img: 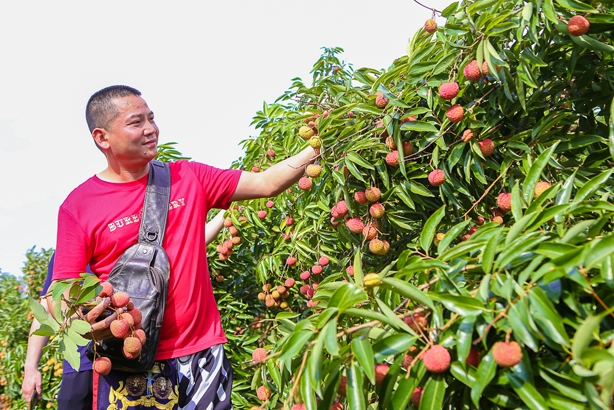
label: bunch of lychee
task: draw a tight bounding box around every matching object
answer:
[216,217,242,261]
[92,282,145,376]
[258,282,292,309]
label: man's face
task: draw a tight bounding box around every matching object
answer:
[104,95,159,165]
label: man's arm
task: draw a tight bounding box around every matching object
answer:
[230,146,319,202]
[205,210,226,246]
[22,298,50,402]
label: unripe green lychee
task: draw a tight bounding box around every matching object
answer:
[422,345,451,373]
[497,193,512,213]
[439,82,459,100]
[568,15,590,36]
[363,273,382,288]
[428,169,446,186]
[463,60,482,82]
[492,341,523,368]
[305,164,322,178]
[93,357,112,376]
[424,18,437,33]
[298,125,315,140]
[446,104,464,123]
[309,136,322,149]
[478,139,495,157]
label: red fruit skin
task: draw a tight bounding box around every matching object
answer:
[411,387,424,407]
[401,115,417,123]
[335,201,349,217]
[424,18,437,33]
[363,224,378,240]
[369,203,385,219]
[299,271,311,281]
[439,82,460,100]
[345,217,365,234]
[466,347,480,367]
[311,265,323,275]
[266,200,274,208]
[284,278,295,287]
[386,150,399,166]
[98,282,114,298]
[479,139,495,157]
[257,385,270,401]
[257,210,267,219]
[463,60,482,82]
[93,357,112,376]
[318,256,329,266]
[568,15,590,36]
[534,181,552,198]
[422,345,451,373]
[338,376,347,397]
[110,319,130,339]
[446,104,464,123]
[298,177,313,191]
[346,266,354,276]
[124,337,142,355]
[497,193,512,213]
[252,347,267,363]
[286,256,297,266]
[354,191,368,204]
[134,328,146,345]
[110,291,130,308]
[374,363,390,386]
[365,187,381,202]
[375,92,388,108]
[492,341,523,368]
[461,129,474,142]
[428,169,446,186]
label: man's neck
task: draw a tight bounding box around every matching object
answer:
[97,162,150,183]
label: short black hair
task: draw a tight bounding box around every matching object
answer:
[85,85,141,132]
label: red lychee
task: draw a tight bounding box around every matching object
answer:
[492,341,523,368]
[446,104,464,123]
[463,60,482,82]
[402,141,414,156]
[299,271,311,281]
[252,347,267,363]
[286,256,297,266]
[422,345,451,373]
[345,217,365,234]
[257,385,270,401]
[534,181,552,198]
[124,337,142,355]
[568,15,590,36]
[265,200,274,208]
[346,266,354,276]
[338,375,347,397]
[110,319,130,339]
[365,186,381,202]
[439,82,459,100]
[461,129,474,142]
[134,329,146,346]
[223,217,233,228]
[402,354,413,369]
[424,18,437,33]
[354,191,368,204]
[363,224,378,240]
[267,149,275,157]
[404,312,428,333]
[411,386,424,407]
[318,256,329,266]
[98,282,114,298]
[375,92,388,109]
[335,201,349,217]
[428,169,446,187]
[93,357,112,376]
[497,193,512,213]
[374,363,390,386]
[291,404,306,410]
[478,139,495,157]
[466,347,480,367]
[110,291,130,308]
[257,210,267,219]
[298,177,312,191]
[369,203,385,219]
[285,278,295,287]
[481,61,491,76]
[385,150,399,167]
[401,115,417,123]
[311,265,323,275]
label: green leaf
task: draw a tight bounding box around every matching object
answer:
[347,360,366,410]
[328,282,368,313]
[530,287,570,347]
[69,319,92,335]
[372,334,417,362]
[420,205,445,254]
[351,337,375,385]
[610,97,614,163]
[572,312,607,363]
[419,373,446,410]
[322,317,340,357]
[60,336,81,372]
[523,143,559,203]
[346,152,374,170]
[508,299,540,351]
[471,351,497,406]
[353,248,364,287]
[585,233,614,270]
[555,0,597,11]
[380,277,434,309]
[400,121,439,133]
[279,330,314,361]
[429,293,484,316]
[508,372,549,410]
[267,357,282,393]
[438,220,472,254]
[573,170,613,203]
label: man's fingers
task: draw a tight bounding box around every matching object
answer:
[85,297,110,323]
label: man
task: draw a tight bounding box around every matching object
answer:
[22,210,228,408]
[51,85,318,409]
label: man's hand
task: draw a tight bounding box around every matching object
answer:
[82,297,119,340]
[21,367,42,403]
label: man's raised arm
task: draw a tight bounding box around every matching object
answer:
[230,146,319,202]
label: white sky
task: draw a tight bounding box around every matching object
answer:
[0,0,450,277]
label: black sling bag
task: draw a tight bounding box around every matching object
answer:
[86,160,171,372]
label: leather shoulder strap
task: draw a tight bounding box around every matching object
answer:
[139,160,171,245]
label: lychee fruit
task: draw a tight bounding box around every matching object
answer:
[492,215,504,224]
[93,357,112,376]
[481,61,491,76]
[345,217,365,234]
[110,319,130,339]
[346,266,354,276]
[424,18,437,33]
[257,385,270,401]
[428,169,446,187]
[291,404,306,410]
[365,186,381,202]
[252,347,267,363]
[330,402,342,410]
[402,354,413,369]
[411,387,424,407]
[223,217,233,227]
[439,82,459,100]
[568,15,590,36]
[285,278,295,287]
[363,224,378,240]
[404,313,428,333]
[335,201,349,217]
[299,271,311,281]
[257,210,267,219]
[374,363,390,386]
[311,265,323,275]
[401,115,417,123]
[478,139,495,157]
[134,329,146,346]
[461,129,474,142]
[497,193,512,213]
[534,181,552,198]
[285,216,294,226]
[286,256,297,266]
[98,282,114,298]
[375,92,388,109]
[319,256,329,266]
[265,200,274,208]
[369,203,386,219]
[369,238,389,255]
[385,151,399,167]
[422,345,451,373]
[306,164,322,178]
[363,272,382,288]
[338,375,347,397]
[446,104,464,123]
[298,177,312,191]
[354,190,368,204]
[298,125,315,140]
[267,149,275,157]
[466,347,480,367]
[110,291,130,308]
[402,141,413,156]
[124,337,142,355]
[309,136,322,149]
[385,136,397,150]
[492,341,523,368]
[463,60,482,82]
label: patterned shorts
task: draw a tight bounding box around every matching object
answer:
[94,344,233,410]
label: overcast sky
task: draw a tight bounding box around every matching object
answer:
[0,0,450,277]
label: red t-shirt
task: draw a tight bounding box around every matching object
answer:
[53,160,242,360]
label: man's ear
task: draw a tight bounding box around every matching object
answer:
[92,128,110,151]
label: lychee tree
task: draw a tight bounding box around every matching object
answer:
[210,0,614,408]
